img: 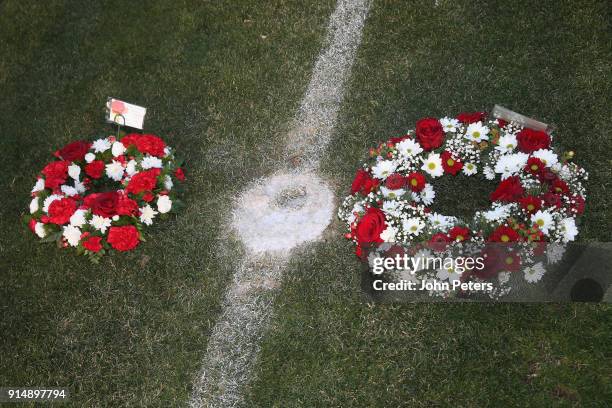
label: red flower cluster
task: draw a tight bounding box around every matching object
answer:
[351,169,379,196]
[41,161,70,189]
[126,168,161,194]
[121,134,166,157]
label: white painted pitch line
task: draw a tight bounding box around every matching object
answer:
[189,1,371,407]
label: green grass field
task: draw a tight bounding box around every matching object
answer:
[1,0,611,406]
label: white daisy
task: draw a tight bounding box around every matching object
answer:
[111,141,126,157]
[420,184,436,205]
[34,222,46,238]
[483,204,512,222]
[421,153,443,178]
[139,204,158,225]
[157,195,172,214]
[495,134,517,153]
[92,138,111,153]
[524,262,546,283]
[69,209,87,227]
[436,263,462,283]
[62,225,81,247]
[440,117,459,133]
[483,166,495,180]
[546,244,565,264]
[532,149,558,167]
[68,164,81,180]
[494,152,529,179]
[403,217,425,236]
[163,175,173,191]
[559,217,578,243]
[380,226,398,243]
[126,159,137,176]
[85,153,96,163]
[29,197,39,214]
[462,162,477,176]
[396,138,423,157]
[42,194,63,213]
[90,215,112,233]
[371,160,397,179]
[464,122,489,142]
[531,210,553,234]
[380,186,405,199]
[428,212,452,231]
[382,200,399,216]
[141,156,163,169]
[60,185,78,196]
[105,160,125,181]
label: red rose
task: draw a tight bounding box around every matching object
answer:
[42,160,70,189]
[415,118,444,151]
[516,128,550,153]
[107,225,140,251]
[441,151,463,175]
[524,157,544,175]
[83,236,103,253]
[519,196,541,213]
[48,198,76,225]
[116,193,139,216]
[406,172,426,192]
[174,167,185,181]
[488,225,521,242]
[126,169,161,195]
[550,178,569,195]
[456,111,487,124]
[350,169,379,196]
[84,192,118,217]
[490,176,524,202]
[121,134,166,157]
[448,226,470,242]
[355,207,386,245]
[85,160,105,179]
[56,140,91,161]
[385,173,405,190]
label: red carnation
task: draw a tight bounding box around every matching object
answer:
[488,225,521,243]
[355,207,386,245]
[82,236,103,253]
[456,111,487,124]
[448,226,470,242]
[107,225,140,251]
[56,140,91,161]
[519,196,541,214]
[42,160,70,190]
[174,167,185,181]
[516,128,550,153]
[48,198,76,225]
[121,133,166,157]
[490,176,524,202]
[143,192,155,202]
[84,192,119,217]
[524,157,544,175]
[116,193,139,216]
[351,169,379,196]
[415,118,445,151]
[441,151,463,175]
[85,160,105,179]
[406,172,426,192]
[385,173,405,190]
[126,168,161,195]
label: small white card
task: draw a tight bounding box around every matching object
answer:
[492,104,549,132]
[106,98,147,129]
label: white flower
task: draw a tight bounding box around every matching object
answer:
[531,210,553,234]
[164,175,173,191]
[380,186,405,199]
[34,222,46,238]
[74,180,86,194]
[428,212,452,231]
[372,160,397,179]
[139,204,158,225]
[420,184,435,205]
[69,209,87,227]
[421,153,443,178]
[112,215,120,221]
[462,162,477,176]
[68,164,81,180]
[559,217,578,243]
[380,226,398,243]
[90,215,112,233]
[403,217,425,236]
[42,194,62,213]
[92,138,111,153]
[524,262,545,283]
[85,153,96,163]
[436,263,462,283]
[164,147,171,157]
[498,271,511,285]
[60,185,78,196]
[495,134,517,153]
[547,244,565,264]
[141,156,163,169]
[494,152,529,179]
[157,195,172,214]
[126,160,137,176]
[483,204,512,222]
[483,166,495,180]
[396,139,423,157]
[105,160,125,181]
[32,178,45,193]
[29,197,39,214]
[62,225,81,247]
[532,149,558,167]
[111,141,126,157]
[440,117,459,133]
[464,122,489,142]
[382,200,399,216]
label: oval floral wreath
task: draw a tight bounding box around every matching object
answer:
[26,133,185,261]
[338,112,588,295]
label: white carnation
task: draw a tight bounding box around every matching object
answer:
[164,175,173,191]
[31,178,45,193]
[105,160,125,181]
[29,197,39,214]
[141,156,163,169]
[69,209,87,227]
[62,225,81,247]
[90,215,112,233]
[34,222,46,238]
[111,141,126,157]
[126,160,137,176]
[139,204,158,225]
[61,185,78,196]
[85,153,96,163]
[92,138,111,153]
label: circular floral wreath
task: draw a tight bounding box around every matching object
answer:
[26,133,185,261]
[338,112,588,294]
